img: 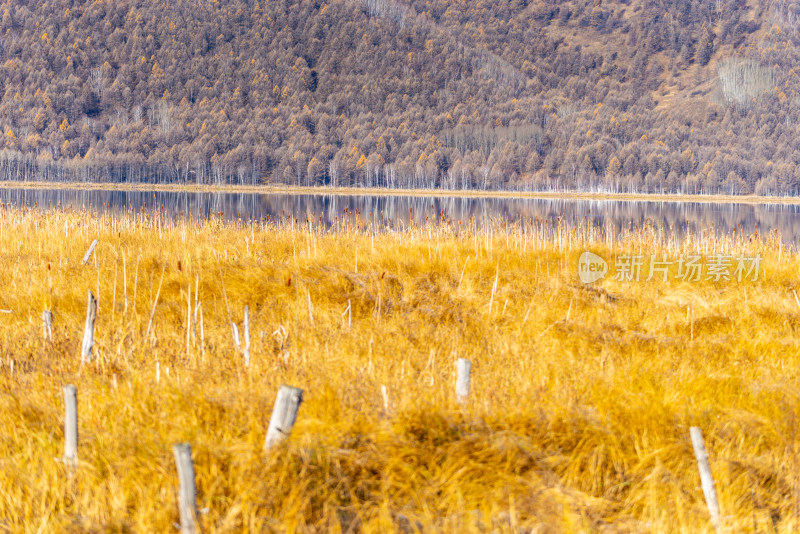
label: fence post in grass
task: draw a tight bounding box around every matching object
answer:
[81,291,97,364]
[690,427,722,533]
[456,358,471,404]
[243,305,250,367]
[265,385,303,449]
[81,239,99,265]
[63,385,77,468]
[381,385,390,414]
[42,310,53,342]
[173,443,199,534]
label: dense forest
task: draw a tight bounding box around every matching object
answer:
[0,0,799,194]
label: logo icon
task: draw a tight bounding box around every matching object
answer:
[578,251,608,284]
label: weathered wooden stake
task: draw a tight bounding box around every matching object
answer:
[173,443,200,533]
[81,239,99,265]
[265,385,303,449]
[690,427,722,533]
[42,310,53,342]
[81,291,97,364]
[63,385,77,468]
[456,358,471,404]
[243,306,250,367]
[381,385,390,413]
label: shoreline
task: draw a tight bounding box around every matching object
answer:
[0,180,797,205]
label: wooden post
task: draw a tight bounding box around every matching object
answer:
[63,385,77,468]
[173,443,199,534]
[381,385,390,413]
[243,306,250,367]
[690,427,722,533]
[265,385,303,449]
[81,291,97,364]
[81,239,99,265]
[42,310,53,342]
[456,358,471,404]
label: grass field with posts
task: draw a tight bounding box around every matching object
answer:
[0,205,798,533]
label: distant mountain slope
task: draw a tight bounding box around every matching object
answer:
[0,0,798,193]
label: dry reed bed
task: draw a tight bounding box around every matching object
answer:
[0,206,796,532]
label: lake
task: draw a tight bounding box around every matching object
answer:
[2,187,800,248]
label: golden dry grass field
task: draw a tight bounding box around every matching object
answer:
[0,205,797,533]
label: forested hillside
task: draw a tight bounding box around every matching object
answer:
[0,0,799,193]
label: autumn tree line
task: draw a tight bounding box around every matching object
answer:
[0,0,798,194]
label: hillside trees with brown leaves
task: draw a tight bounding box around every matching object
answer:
[0,0,797,194]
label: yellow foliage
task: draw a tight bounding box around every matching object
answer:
[151,62,165,78]
[26,133,41,147]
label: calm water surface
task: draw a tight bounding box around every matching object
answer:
[3,187,800,248]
